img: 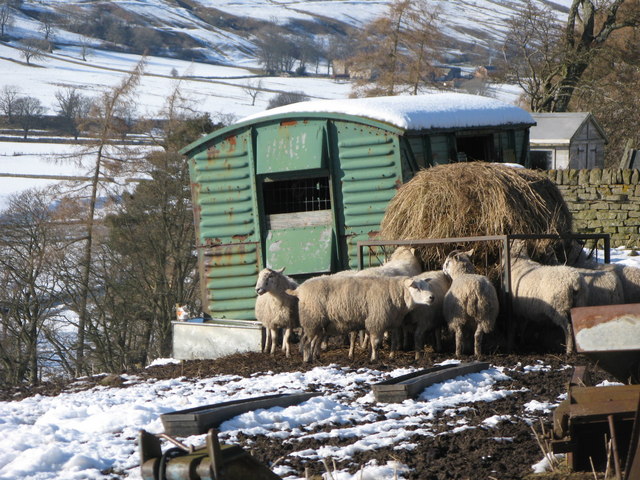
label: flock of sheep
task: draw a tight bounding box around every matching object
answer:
[254,240,640,361]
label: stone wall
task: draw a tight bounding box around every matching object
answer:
[544,169,640,247]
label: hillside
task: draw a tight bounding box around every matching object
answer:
[3,0,573,70]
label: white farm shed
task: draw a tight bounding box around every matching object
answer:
[529,112,607,169]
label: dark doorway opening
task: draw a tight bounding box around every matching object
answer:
[456,135,493,162]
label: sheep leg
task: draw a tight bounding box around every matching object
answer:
[302,334,316,363]
[348,331,358,359]
[263,328,272,354]
[564,320,574,354]
[434,328,442,353]
[282,328,291,357]
[454,328,464,357]
[368,333,381,362]
[414,324,427,361]
[269,328,278,354]
[473,325,483,357]
[388,329,401,359]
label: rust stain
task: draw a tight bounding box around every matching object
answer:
[368,230,379,238]
[233,234,249,242]
[281,120,298,127]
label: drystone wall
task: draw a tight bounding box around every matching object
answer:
[544,169,640,247]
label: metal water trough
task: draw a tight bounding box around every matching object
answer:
[161,392,320,436]
[550,304,640,478]
[372,361,490,403]
[139,429,281,480]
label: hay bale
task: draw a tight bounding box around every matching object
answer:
[379,163,572,271]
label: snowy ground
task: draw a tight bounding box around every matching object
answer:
[0,359,543,480]
[0,246,638,480]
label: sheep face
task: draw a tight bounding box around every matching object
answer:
[255,267,285,295]
[405,278,436,305]
[443,249,475,278]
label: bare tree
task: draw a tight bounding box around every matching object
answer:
[38,12,56,49]
[0,84,20,123]
[14,96,45,138]
[19,37,48,65]
[0,2,13,39]
[349,0,442,97]
[255,26,298,75]
[502,0,640,112]
[78,36,91,61]
[61,60,146,375]
[241,79,263,106]
[0,188,66,386]
[501,1,568,112]
[55,87,91,138]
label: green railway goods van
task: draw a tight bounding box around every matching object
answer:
[180,92,535,328]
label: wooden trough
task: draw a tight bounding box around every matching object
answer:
[372,361,490,403]
[161,392,320,436]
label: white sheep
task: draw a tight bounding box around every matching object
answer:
[442,249,499,357]
[565,241,640,304]
[336,246,422,277]
[254,267,299,357]
[403,270,451,359]
[508,240,587,353]
[335,245,422,354]
[289,275,435,362]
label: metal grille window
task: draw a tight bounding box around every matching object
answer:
[263,177,331,215]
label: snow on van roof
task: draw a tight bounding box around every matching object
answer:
[240,93,535,131]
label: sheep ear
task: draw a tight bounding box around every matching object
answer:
[404,278,413,288]
[409,247,416,255]
[465,248,475,257]
[276,267,285,273]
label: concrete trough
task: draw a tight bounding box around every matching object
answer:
[172,319,264,360]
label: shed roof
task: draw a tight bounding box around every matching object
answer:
[529,112,607,145]
[240,93,535,132]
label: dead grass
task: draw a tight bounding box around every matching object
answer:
[379,163,572,272]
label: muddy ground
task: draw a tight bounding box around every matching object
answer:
[2,342,619,480]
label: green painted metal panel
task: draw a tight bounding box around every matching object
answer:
[333,121,402,269]
[201,243,261,320]
[256,120,326,174]
[191,130,258,247]
[266,225,333,274]
[188,128,261,320]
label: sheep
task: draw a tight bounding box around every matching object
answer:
[565,240,640,304]
[289,275,435,362]
[403,270,451,360]
[543,241,624,307]
[335,246,422,277]
[442,249,499,357]
[254,267,299,357]
[508,240,587,354]
[335,245,422,353]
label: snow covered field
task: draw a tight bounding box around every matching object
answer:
[0,359,542,480]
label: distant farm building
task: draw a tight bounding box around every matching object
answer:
[529,112,607,169]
